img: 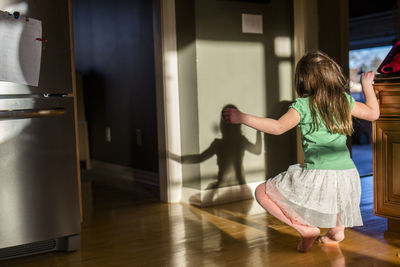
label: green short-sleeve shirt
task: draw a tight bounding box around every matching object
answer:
[289,93,356,170]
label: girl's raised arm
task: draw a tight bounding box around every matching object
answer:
[351,71,380,121]
[222,108,300,135]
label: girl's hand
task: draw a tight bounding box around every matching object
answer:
[222,108,243,124]
[352,70,380,121]
[361,71,375,87]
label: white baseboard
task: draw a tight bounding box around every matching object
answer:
[181,181,262,207]
[89,160,159,187]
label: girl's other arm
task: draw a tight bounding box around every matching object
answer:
[222,108,300,135]
[351,71,380,121]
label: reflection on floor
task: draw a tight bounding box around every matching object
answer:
[352,143,373,177]
[3,176,400,266]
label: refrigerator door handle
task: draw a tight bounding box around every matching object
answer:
[0,108,66,120]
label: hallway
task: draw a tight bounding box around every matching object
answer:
[3,176,400,266]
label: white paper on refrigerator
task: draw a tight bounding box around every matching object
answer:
[0,11,42,87]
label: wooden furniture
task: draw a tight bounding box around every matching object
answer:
[373,76,400,233]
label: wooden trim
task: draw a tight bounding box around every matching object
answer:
[153,0,183,203]
[68,0,83,222]
[373,118,400,219]
[373,120,378,214]
[374,83,400,90]
[374,84,400,116]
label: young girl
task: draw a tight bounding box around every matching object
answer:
[222,51,379,252]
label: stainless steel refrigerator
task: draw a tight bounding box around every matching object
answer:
[0,0,81,260]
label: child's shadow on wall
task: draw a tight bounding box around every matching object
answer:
[174,105,262,206]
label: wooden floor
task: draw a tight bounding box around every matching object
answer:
[3,176,400,266]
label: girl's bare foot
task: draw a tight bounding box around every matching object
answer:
[319,227,345,244]
[297,227,320,253]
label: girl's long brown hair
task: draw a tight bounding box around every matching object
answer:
[294,51,353,135]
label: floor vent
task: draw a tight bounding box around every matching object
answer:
[0,239,57,260]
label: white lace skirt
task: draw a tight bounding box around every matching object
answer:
[265,164,363,228]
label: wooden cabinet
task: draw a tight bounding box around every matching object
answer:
[373,79,400,232]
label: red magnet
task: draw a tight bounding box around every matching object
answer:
[36,38,47,42]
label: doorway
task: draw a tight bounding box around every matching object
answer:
[71,0,162,218]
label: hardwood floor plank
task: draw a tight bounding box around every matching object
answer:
[2,176,400,266]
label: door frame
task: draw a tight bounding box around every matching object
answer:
[153,0,183,203]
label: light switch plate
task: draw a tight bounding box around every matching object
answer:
[242,14,263,34]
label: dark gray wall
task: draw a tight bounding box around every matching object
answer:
[72,0,158,172]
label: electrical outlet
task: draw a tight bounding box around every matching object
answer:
[136,129,142,146]
[106,127,111,142]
